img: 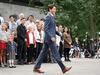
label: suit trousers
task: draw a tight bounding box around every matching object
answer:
[34,42,65,70]
[17,42,27,63]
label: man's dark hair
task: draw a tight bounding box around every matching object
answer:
[29,15,34,18]
[21,18,25,21]
[48,4,56,11]
[58,24,62,27]
[9,15,14,19]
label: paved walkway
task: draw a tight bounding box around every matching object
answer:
[0,58,100,75]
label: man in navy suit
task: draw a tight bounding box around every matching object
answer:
[33,4,72,73]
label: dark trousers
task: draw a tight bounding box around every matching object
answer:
[64,48,70,60]
[27,44,35,62]
[36,42,43,59]
[59,42,63,58]
[34,42,65,70]
[17,42,27,63]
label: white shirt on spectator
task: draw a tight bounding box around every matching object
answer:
[29,33,33,44]
[34,30,44,43]
[26,20,37,32]
[56,35,61,46]
[0,16,4,25]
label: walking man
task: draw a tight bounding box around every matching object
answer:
[33,4,72,73]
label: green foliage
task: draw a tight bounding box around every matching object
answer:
[9,0,100,45]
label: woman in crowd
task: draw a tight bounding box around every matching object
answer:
[0,24,9,67]
[63,27,72,62]
[27,25,36,64]
[34,25,44,59]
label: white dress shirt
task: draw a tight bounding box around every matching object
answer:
[34,30,44,43]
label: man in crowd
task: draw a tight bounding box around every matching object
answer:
[58,25,64,58]
[16,13,26,26]
[26,15,37,32]
[17,18,27,65]
[74,38,80,58]
[35,19,40,27]
[9,15,17,32]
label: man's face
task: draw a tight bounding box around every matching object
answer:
[49,6,56,15]
[58,26,62,31]
[21,19,26,24]
[37,25,41,30]
[20,15,24,19]
[10,17,14,22]
[36,21,40,26]
[29,16,33,21]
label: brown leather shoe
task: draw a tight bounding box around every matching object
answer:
[62,67,72,73]
[33,69,44,73]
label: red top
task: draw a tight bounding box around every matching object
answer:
[27,31,36,47]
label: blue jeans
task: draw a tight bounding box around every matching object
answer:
[34,42,65,70]
[74,47,78,56]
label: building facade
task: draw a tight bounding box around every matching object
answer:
[0,2,45,21]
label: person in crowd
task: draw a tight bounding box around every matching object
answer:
[17,18,27,65]
[58,25,64,58]
[35,19,40,27]
[74,38,79,58]
[97,37,100,49]
[81,43,86,52]
[34,25,44,59]
[7,35,17,68]
[27,25,36,64]
[88,38,95,57]
[0,15,4,26]
[4,21,11,37]
[11,30,18,59]
[63,27,72,61]
[0,24,8,68]
[26,15,37,32]
[9,15,17,32]
[33,4,71,73]
[40,21,44,31]
[92,43,99,57]
[16,13,26,26]
[56,26,61,51]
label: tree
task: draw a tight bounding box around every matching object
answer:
[10,0,99,45]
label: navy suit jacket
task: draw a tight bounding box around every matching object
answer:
[44,13,59,43]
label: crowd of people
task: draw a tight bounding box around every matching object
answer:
[0,12,100,69]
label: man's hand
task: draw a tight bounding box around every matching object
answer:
[59,33,62,37]
[69,42,71,45]
[7,54,9,56]
[24,39,27,42]
[15,53,17,55]
[51,38,56,42]
[56,43,58,46]
[28,46,30,48]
